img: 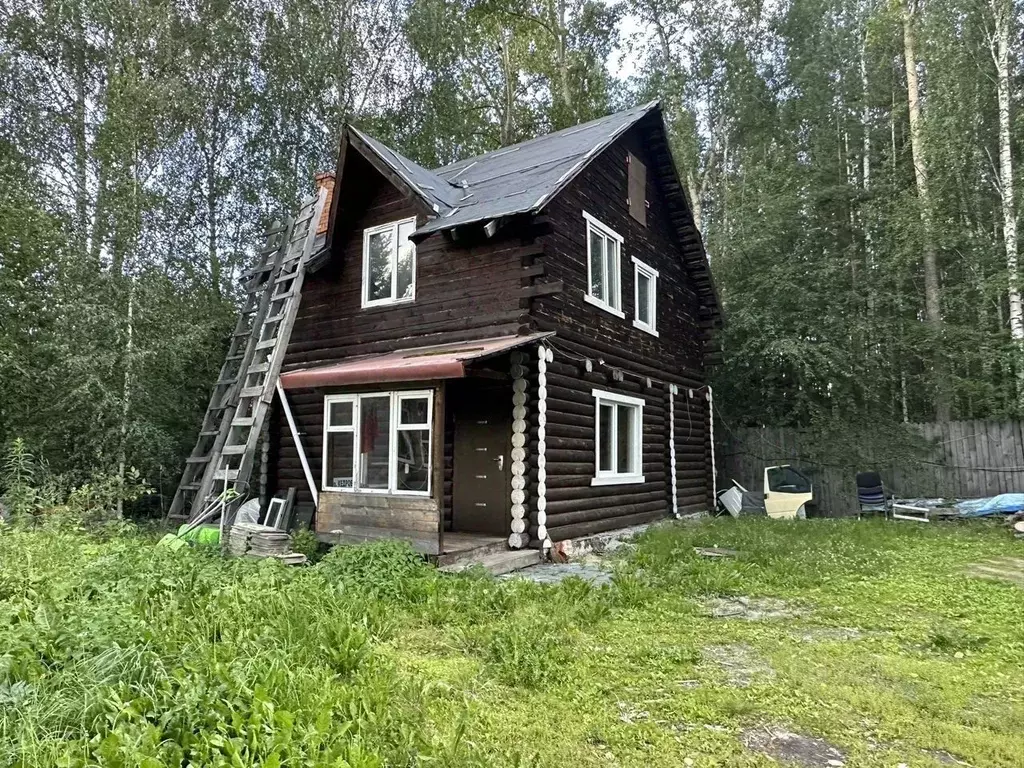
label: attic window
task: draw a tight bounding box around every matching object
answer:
[627,152,647,225]
[362,217,416,308]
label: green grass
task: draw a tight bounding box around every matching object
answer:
[1,519,1022,766]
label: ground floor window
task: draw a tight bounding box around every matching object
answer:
[591,389,645,486]
[323,390,432,495]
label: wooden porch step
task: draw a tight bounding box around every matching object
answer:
[439,548,541,576]
[436,537,510,568]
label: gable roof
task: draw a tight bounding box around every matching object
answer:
[336,101,720,320]
[420,101,660,236]
[348,127,463,214]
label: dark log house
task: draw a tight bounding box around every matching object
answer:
[267,101,721,560]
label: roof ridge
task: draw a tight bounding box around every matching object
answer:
[433,100,660,174]
[345,100,663,242]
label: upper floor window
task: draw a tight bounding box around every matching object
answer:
[362,217,416,308]
[591,389,645,486]
[583,211,624,318]
[632,257,659,337]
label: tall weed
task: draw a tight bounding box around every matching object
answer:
[0,530,500,766]
[318,539,432,601]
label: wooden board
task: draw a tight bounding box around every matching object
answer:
[316,490,440,554]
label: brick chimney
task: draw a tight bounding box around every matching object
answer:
[314,171,335,235]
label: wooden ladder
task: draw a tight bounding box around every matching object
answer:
[168,189,326,522]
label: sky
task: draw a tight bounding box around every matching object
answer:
[610,10,648,81]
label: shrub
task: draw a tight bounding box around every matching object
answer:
[317,539,433,601]
[0,438,150,527]
[290,524,322,563]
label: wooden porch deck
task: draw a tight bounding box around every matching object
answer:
[437,532,541,575]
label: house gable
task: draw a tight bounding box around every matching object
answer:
[286,146,529,371]
[531,121,708,375]
[318,104,719,327]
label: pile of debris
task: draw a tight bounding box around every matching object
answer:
[228,522,307,565]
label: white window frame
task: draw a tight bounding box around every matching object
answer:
[583,211,625,318]
[361,216,417,308]
[322,390,433,496]
[631,256,659,337]
[591,388,645,486]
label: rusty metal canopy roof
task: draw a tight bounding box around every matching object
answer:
[278,332,552,389]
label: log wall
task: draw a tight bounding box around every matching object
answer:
[284,148,531,369]
[673,385,712,516]
[532,128,706,378]
[526,355,673,542]
[523,125,714,540]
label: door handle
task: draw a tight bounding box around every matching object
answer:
[494,454,504,471]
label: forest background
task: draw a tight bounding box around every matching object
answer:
[2,0,1020,507]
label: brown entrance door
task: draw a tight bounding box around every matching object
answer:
[452,384,511,534]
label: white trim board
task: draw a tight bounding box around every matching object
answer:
[582,210,624,242]
[632,256,659,337]
[277,382,319,507]
[590,388,646,407]
[583,211,624,316]
[583,292,626,318]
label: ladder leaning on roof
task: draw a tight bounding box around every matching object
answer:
[168,188,327,523]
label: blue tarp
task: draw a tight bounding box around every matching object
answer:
[956,493,1024,517]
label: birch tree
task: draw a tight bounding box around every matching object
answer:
[901,0,950,421]
[986,0,1024,405]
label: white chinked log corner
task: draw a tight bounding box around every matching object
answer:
[670,383,679,518]
[535,344,552,551]
[509,351,530,549]
[708,385,716,504]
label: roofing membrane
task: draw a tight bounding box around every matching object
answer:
[351,101,659,237]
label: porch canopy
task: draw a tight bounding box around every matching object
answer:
[278,332,552,389]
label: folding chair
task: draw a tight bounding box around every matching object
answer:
[855,471,889,518]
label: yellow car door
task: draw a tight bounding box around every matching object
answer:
[763,465,813,519]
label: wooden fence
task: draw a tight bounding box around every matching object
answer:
[715,420,1024,516]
